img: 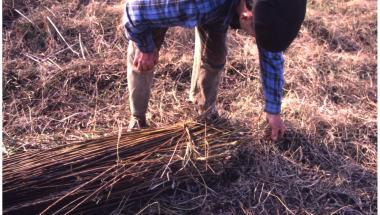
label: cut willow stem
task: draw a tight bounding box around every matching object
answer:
[3,122,246,214]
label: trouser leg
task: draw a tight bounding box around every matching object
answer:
[189,27,228,114]
[127,28,168,117]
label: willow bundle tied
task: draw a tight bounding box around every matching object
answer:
[3,122,244,214]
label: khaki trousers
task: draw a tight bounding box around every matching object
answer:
[127,27,227,117]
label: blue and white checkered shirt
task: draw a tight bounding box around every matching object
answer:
[124,0,239,53]
[258,47,284,114]
[123,0,284,114]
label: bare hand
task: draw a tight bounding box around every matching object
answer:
[133,48,158,72]
[266,113,286,141]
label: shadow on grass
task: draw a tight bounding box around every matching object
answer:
[191,121,377,214]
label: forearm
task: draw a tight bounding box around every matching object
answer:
[258,47,285,114]
[125,28,155,53]
[123,2,155,53]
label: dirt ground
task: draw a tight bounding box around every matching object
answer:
[3,0,377,214]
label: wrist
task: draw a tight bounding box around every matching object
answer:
[141,48,157,56]
[136,43,155,54]
[264,102,281,115]
[266,112,281,119]
[265,111,280,115]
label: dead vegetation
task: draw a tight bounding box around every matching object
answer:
[2,0,377,214]
[4,122,248,214]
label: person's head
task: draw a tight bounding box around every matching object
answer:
[235,0,307,52]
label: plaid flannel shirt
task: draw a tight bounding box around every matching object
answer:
[259,47,284,114]
[123,0,285,114]
[124,0,239,53]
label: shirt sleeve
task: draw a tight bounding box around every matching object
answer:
[123,2,155,53]
[258,47,285,114]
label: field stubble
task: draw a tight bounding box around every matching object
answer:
[2,0,377,214]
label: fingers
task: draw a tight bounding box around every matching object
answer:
[139,60,154,72]
[154,50,159,65]
[134,51,157,72]
[135,59,149,72]
[133,52,139,67]
[271,127,279,141]
[146,59,154,70]
[279,126,286,139]
[138,63,146,72]
[266,113,286,141]
[271,125,286,141]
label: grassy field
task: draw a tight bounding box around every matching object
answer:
[3,0,377,214]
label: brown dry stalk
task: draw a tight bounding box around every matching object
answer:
[3,122,247,214]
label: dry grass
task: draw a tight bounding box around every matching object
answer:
[2,0,377,214]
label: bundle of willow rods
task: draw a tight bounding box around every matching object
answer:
[3,122,244,214]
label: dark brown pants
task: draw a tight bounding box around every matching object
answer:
[127,27,227,117]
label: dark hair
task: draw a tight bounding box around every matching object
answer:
[245,0,254,11]
[253,0,307,52]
